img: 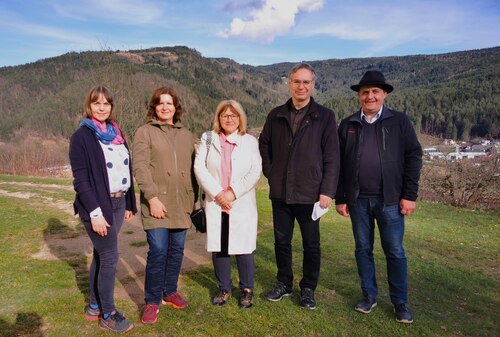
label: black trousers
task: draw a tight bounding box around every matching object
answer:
[271,200,321,290]
[212,212,255,292]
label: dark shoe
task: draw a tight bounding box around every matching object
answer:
[299,288,316,310]
[394,303,414,324]
[239,288,254,309]
[265,282,293,302]
[354,296,377,314]
[162,292,188,309]
[212,289,231,306]
[99,310,134,333]
[84,304,101,321]
[141,304,160,325]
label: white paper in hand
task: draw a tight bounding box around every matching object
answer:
[311,201,329,221]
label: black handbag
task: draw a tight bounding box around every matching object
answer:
[191,131,212,234]
[190,208,206,233]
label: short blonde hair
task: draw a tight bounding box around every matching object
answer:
[212,100,247,135]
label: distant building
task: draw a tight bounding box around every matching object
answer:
[423,147,445,159]
[446,145,488,160]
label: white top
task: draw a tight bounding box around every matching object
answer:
[99,142,131,193]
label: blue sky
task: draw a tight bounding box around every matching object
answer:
[1,0,499,67]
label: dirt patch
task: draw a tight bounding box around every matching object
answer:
[42,215,211,308]
[1,183,211,308]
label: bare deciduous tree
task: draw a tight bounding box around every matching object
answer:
[420,153,499,209]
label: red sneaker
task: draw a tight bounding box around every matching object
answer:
[141,304,160,325]
[162,293,188,309]
[84,305,101,321]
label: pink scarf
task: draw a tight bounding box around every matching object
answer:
[92,118,125,145]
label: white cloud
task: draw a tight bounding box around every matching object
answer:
[54,0,165,25]
[219,0,324,42]
[0,10,94,46]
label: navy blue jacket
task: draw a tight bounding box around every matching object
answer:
[335,107,423,205]
[259,97,340,204]
[69,126,137,225]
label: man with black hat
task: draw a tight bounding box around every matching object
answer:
[335,70,422,323]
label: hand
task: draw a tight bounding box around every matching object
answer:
[223,188,236,202]
[215,191,232,210]
[124,210,133,220]
[335,204,349,217]
[319,194,333,209]
[149,197,167,219]
[91,215,110,237]
[400,199,416,215]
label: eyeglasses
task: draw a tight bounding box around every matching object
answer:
[220,114,239,121]
[290,79,314,86]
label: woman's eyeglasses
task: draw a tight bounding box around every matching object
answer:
[220,114,239,121]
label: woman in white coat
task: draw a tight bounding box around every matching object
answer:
[194,100,262,309]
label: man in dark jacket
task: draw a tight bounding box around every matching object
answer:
[259,63,340,309]
[335,70,422,323]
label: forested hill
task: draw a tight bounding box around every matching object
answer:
[0,46,498,141]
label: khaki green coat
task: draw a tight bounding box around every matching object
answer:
[132,120,197,230]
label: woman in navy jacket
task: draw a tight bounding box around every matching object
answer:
[69,85,137,334]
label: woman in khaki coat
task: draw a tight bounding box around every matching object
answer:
[132,87,197,325]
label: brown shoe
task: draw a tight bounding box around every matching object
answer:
[239,288,254,309]
[212,289,231,306]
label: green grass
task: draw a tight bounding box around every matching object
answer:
[0,176,498,337]
[0,174,73,186]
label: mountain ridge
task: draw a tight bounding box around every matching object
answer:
[0,45,498,141]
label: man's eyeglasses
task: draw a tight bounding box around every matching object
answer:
[220,114,239,121]
[290,79,313,86]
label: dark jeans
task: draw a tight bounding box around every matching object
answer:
[83,195,125,314]
[271,200,320,290]
[212,212,255,291]
[349,197,408,304]
[144,227,187,305]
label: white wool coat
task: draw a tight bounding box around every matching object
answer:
[194,131,262,254]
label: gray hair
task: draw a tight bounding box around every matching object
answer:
[288,63,316,81]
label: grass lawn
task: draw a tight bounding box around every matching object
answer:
[0,175,498,336]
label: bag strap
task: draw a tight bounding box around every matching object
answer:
[205,131,212,168]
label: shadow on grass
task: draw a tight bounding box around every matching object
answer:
[43,217,146,315]
[0,312,43,337]
[44,218,90,302]
[185,241,279,304]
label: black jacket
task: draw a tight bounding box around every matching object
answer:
[69,126,137,225]
[335,107,423,205]
[259,97,340,204]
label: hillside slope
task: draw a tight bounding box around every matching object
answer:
[0,46,498,140]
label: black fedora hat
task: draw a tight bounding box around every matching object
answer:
[350,70,393,93]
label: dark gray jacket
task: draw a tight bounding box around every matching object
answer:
[335,107,423,205]
[259,97,340,204]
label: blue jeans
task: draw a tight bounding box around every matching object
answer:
[83,195,125,314]
[349,197,408,304]
[144,228,187,305]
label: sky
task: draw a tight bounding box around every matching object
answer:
[0,0,499,67]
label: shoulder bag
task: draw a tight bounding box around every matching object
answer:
[190,131,212,233]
